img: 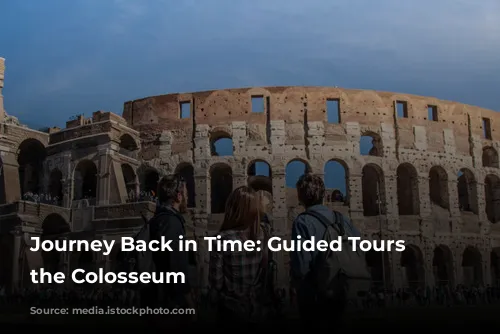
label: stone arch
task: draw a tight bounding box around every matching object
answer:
[400,244,425,289]
[119,133,138,151]
[210,130,233,156]
[324,159,349,204]
[482,146,499,168]
[360,131,383,157]
[462,246,483,285]
[429,166,449,209]
[365,250,391,289]
[248,160,272,194]
[285,159,312,188]
[42,213,70,236]
[140,167,160,195]
[73,160,98,201]
[433,245,454,286]
[121,163,136,196]
[175,163,195,208]
[396,163,420,215]
[362,163,386,216]
[484,174,500,224]
[41,213,70,274]
[48,168,63,204]
[491,248,500,287]
[210,163,232,214]
[0,157,6,204]
[17,138,46,195]
[457,168,478,214]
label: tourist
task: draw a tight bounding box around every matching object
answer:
[146,174,196,326]
[290,173,361,330]
[208,186,270,327]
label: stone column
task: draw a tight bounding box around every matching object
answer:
[423,242,435,287]
[97,147,111,206]
[448,179,461,233]
[418,174,432,218]
[476,180,490,234]
[270,164,288,289]
[348,173,364,230]
[232,160,246,189]
[59,237,71,279]
[193,132,210,291]
[0,151,21,202]
[391,251,403,289]
[384,172,399,231]
[193,212,210,292]
[231,121,246,157]
[62,178,72,208]
[454,247,464,285]
[482,247,491,286]
[10,227,23,292]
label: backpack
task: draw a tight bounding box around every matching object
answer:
[300,209,372,309]
[116,210,175,290]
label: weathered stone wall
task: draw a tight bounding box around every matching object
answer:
[123,87,500,289]
[2,82,500,291]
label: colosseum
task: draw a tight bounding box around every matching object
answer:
[0,57,499,293]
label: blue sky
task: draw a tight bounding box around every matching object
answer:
[1,0,499,190]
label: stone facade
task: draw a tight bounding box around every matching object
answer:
[0,58,499,292]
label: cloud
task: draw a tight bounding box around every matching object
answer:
[4,0,500,120]
[107,0,148,35]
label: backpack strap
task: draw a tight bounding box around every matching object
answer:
[300,209,346,237]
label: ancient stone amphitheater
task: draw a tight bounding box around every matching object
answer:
[0,57,499,292]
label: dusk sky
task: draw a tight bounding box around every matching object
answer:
[1,0,499,189]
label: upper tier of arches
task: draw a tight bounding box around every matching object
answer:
[123,86,499,145]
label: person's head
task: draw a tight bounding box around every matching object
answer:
[157,173,188,213]
[220,186,261,240]
[296,173,325,208]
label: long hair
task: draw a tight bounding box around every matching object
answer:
[220,186,261,240]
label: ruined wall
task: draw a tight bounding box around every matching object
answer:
[123,86,500,288]
[3,84,500,290]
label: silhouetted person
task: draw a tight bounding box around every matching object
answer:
[290,173,360,330]
[145,174,196,327]
[209,186,271,328]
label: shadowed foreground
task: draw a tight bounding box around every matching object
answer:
[2,305,500,331]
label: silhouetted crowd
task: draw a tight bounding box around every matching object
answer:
[22,192,62,206]
[362,284,500,309]
[0,285,138,311]
[1,283,499,313]
[126,190,157,203]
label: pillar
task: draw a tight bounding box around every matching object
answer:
[448,178,461,233]
[232,161,246,189]
[418,174,432,218]
[97,147,111,206]
[10,227,23,292]
[423,242,435,287]
[271,164,288,289]
[348,172,364,230]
